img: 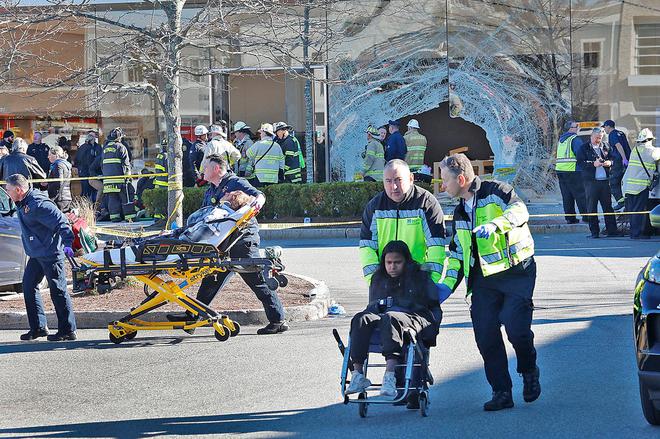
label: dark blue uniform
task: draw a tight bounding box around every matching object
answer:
[196,171,285,323]
[27,142,51,175]
[16,189,76,334]
[385,131,407,162]
[608,129,631,206]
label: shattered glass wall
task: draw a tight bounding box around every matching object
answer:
[329,1,573,195]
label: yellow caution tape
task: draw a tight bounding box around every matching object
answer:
[91,226,161,239]
[0,173,177,185]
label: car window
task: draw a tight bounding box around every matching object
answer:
[0,187,15,215]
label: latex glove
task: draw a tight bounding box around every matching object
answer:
[473,223,497,239]
[255,194,266,211]
[623,158,629,167]
[437,283,453,304]
[64,246,74,258]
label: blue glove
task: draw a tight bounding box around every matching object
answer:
[437,283,453,304]
[472,223,497,239]
[64,246,74,258]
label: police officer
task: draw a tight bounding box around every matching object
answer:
[99,127,133,222]
[75,132,102,202]
[1,130,14,149]
[182,135,196,188]
[5,174,77,341]
[190,125,209,185]
[438,153,540,411]
[27,132,51,175]
[273,121,304,183]
[166,155,288,335]
[602,120,631,210]
[151,138,169,191]
[556,121,588,224]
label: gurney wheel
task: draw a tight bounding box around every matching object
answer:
[265,277,279,291]
[229,321,240,337]
[358,392,368,418]
[125,331,137,341]
[109,333,124,344]
[214,325,230,342]
[419,391,429,417]
[276,274,288,288]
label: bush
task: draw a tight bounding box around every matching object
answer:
[142,181,433,220]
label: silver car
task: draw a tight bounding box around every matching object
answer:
[0,187,27,294]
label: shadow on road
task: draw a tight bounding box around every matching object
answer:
[0,314,656,438]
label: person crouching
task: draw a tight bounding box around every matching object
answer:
[347,240,441,400]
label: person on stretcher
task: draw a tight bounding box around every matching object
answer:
[80,191,254,265]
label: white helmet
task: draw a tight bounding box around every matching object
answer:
[209,124,226,137]
[636,128,655,143]
[233,121,250,133]
[407,119,420,129]
[194,125,209,136]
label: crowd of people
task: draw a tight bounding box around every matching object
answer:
[555,120,659,239]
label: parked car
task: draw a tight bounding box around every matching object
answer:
[634,204,660,425]
[0,187,27,294]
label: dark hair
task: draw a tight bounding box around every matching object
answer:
[206,154,228,170]
[6,173,29,190]
[379,240,413,272]
[440,153,475,180]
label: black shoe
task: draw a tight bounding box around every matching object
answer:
[522,367,541,402]
[588,233,600,239]
[483,391,514,411]
[20,327,49,341]
[406,390,420,410]
[47,331,77,341]
[603,230,623,237]
[256,321,289,335]
[566,219,579,225]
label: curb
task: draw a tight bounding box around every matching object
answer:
[0,273,331,330]
[260,223,588,240]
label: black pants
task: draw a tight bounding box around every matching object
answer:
[557,172,587,222]
[584,179,617,235]
[349,310,432,363]
[625,189,650,238]
[609,163,625,205]
[196,236,285,323]
[105,184,129,221]
[470,258,537,392]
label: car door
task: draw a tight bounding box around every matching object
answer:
[0,187,26,287]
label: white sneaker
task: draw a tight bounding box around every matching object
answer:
[346,371,372,394]
[380,371,397,399]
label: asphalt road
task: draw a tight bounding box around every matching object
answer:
[0,232,658,438]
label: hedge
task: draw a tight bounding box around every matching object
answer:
[142,181,433,220]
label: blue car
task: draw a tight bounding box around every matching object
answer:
[635,205,660,425]
[0,188,27,294]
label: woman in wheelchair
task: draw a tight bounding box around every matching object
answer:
[347,240,441,399]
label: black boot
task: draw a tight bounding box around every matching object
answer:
[20,327,49,341]
[522,367,541,402]
[256,321,289,335]
[483,391,514,411]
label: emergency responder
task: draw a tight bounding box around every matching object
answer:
[190,125,209,185]
[1,130,14,149]
[245,123,284,187]
[27,132,51,175]
[623,128,660,239]
[274,121,304,183]
[360,159,445,285]
[6,174,77,341]
[182,136,196,188]
[575,127,621,238]
[154,138,169,190]
[0,137,47,183]
[47,146,72,212]
[204,124,240,168]
[232,121,253,177]
[602,120,631,210]
[438,153,540,411]
[166,155,288,335]
[99,127,133,222]
[360,125,385,182]
[385,120,407,162]
[555,121,588,224]
[403,119,427,173]
[74,132,101,201]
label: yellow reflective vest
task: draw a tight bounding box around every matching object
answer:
[555,134,578,172]
[623,143,660,195]
[404,131,427,172]
[245,138,285,184]
[362,138,385,180]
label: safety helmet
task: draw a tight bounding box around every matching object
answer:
[233,121,250,133]
[194,125,209,136]
[366,125,380,137]
[160,137,168,147]
[107,127,124,141]
[636,128,655,143]
[273,121,292,133]
[407,119,420,129]
[258,123,275,136]
[209,124,226,137]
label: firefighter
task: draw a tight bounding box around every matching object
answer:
[100,127,133,222]
[403,119,427,173]
[273,121,304,183]
[190,125,209,186]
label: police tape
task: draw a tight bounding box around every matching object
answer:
[91,226,161,239]
[0,172,175,185]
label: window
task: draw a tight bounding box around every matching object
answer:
[582,41,601,69]
[127,65,144,83]
[636,23,660,75]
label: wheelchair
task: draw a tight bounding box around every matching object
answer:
[334,325,436,418]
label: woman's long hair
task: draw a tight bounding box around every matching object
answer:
[378,240,413,274]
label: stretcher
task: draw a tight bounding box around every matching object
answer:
[68,203,287,344]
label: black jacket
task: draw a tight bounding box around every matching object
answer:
[47,158,72,210]
[0,151,47,181]
[27,142,51,175]
[75,141,101,177]
[575,141,612,181]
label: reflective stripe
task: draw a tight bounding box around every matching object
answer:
[363,264,379,276]
[446,269,459,279]
[480,252,503,264]
[359,239,378,250]
[449,249,463,261]
[476,194,508,212]
[510,236,534,255]
[555,135,577,171]
[422,262,443,273]
[455,220,471,230]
